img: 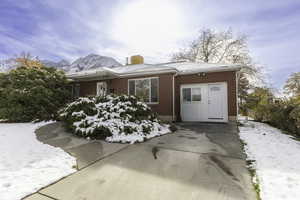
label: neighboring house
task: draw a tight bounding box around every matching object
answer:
[67,55,241,122]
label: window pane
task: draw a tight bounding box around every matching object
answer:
[210,86,220,92]
[192,88,201,101]
[182,88,191,102]
[151,78,158,102]
[136,79,150,102]
[74,84,80,98]
[128,80,135,96]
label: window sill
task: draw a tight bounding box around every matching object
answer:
[146,102,159,105]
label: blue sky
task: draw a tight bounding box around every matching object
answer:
[1,0,300,89]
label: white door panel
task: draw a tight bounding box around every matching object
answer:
[181,82,228,122]
[181,84,207,121]
[208,84,224,119]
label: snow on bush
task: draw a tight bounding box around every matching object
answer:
[59,95,170,144]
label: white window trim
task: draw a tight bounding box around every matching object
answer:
[96,81,107,96]
[128,77,159,104]
[181,86,202,104]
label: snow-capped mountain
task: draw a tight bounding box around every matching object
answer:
[41,59,71,71]
[68,54,122,73]
[0,54,122,73]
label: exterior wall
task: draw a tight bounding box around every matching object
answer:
[73,70,237,122]
[73,73,174,118]
[174,71,237,121]
[109,74,174,118]
[77,81,97,97]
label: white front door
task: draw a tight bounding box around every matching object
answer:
[207,83,227,121]
[180,82,228,122]
[96,82,107,96]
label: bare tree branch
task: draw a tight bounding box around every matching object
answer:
[172,28,264,110]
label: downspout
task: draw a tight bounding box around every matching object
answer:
[172,72,178,122]
[236,70,241,121]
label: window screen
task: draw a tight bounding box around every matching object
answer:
[182,88,191,102]
[74,84,80,98]
[210,86,220,91]
[128,78,159,103]
[128,80,135,96]
[192,88,201,101]
[136,79,150,102]
[151,78,159,102]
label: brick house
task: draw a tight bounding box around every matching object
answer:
[67,55,241,122]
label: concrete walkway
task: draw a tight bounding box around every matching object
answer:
[24,122,256,200]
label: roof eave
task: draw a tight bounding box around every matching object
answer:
[117,69,178,78]
[66,69,113,79]
[178,66,242,75]
[66,69,178,80]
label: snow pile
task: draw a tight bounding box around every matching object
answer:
[59,95,170,144]
[0,122,76,200]
[239,120,300,200]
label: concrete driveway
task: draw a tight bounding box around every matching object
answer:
[25,122,256,200]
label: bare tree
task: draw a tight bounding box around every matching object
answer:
[284,72,300,97]
[172,28,260,74]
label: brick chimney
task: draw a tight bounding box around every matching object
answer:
[130,55,144,65]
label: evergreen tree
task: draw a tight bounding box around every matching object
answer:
[0,65,71,122]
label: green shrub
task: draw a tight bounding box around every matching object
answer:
[59,94,169,143]
[288,102,300,135]
[0,66,71,122]
[245,87,300,137]
[249,97,300,137]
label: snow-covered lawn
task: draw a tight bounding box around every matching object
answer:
[0,122,76,200]
[239,119,300,200]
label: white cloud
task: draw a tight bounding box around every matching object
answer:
[1,0,299,89]
[108,0,190,62]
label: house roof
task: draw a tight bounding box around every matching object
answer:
[106,64,177,77]
[67,61,242,80]
[164,62,242,75]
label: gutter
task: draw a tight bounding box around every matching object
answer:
[177,66,242,76]
[67,69,178,79]
[66,65,241,79]
[116,69,178,78]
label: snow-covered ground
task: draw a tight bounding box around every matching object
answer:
[239,119,300,200]
[0,122,76,200]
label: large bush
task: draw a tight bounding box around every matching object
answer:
[59,95,170,143]
[0,66,71,122]
[246,88,300,136]
[263,100,299,135]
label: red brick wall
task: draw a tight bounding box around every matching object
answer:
[74,71,237,120]
[77,81,97,96]
[109,74,174,116]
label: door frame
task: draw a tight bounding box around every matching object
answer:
[96,81,107,96]
[207,82,228,122]
[180,82,228,123]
